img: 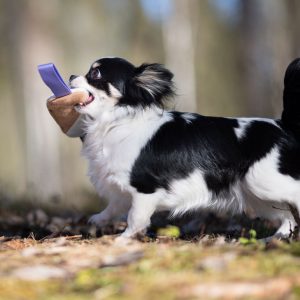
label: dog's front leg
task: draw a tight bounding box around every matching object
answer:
[120,194,158,238]
[88,196,131,227]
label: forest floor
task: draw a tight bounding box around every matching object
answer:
[1,207,300,300]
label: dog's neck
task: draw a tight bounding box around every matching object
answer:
[83,106,167,138]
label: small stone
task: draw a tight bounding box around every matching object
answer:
[12,265,68,281]
[197,253,236,272]
[101,250,144,267]
[21,247,41,257]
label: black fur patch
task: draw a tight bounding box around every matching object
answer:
[281,58,300,140]
[239,121,282,162]
[278,132,300,179]
[130,114,286,195]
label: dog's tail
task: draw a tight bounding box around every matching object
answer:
[281,58,300,139]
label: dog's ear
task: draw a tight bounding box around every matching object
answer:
[121,63,175,108]
[134,63,175,100]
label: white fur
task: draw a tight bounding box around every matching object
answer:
[234,119,250,139]
[234,118,280,140]
[245,147,300,203]
[155,170,244,217]
[181,113,197,124]
[92,62,101,69]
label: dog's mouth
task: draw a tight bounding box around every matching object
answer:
[76,92,95,108]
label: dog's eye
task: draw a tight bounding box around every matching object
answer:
[90,68,101,80]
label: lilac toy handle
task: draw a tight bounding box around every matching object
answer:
[38,63,71,98]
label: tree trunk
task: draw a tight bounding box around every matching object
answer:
[239,0,291,118]
[161,0,197,112]
[20,1,62,199]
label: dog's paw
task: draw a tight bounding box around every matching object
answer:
[114,235,132,245]
[88,213,109,227]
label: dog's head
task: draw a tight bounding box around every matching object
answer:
[69,57,175,119]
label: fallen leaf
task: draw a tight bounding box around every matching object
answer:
[183,278,292,299]
[101,250,144,267]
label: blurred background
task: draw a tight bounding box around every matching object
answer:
[1,0,300,213]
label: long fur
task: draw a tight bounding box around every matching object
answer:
[69,57,300,239]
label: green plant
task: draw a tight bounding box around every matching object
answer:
[239,229,257,245]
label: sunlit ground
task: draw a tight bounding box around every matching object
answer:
[1,206,300,300]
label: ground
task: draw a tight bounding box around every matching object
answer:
[1,208,300,300]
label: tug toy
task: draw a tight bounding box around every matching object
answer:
[38,63,88,137]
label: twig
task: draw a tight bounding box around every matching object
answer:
[28,232,36,241]
[272,205,290,211]
[39,231,62,241]
[287,203,300,240]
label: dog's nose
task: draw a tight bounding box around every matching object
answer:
[69,75,78,82]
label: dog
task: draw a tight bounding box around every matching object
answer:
[69,57,300,239]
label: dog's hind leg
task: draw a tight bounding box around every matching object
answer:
[243,148,300,240]
[273,211,296,239]
[245,196,296,240]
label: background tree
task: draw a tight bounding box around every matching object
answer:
[0,0,300,210]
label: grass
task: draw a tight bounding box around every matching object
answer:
[1,206,300,299]
[1,235,300,300]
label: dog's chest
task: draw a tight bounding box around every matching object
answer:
[82,122,155,192]
[83,134,130,190]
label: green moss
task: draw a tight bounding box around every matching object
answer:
[292,285,300,297]
[73,269,122,293]
[288,242,300,257]
[239,229,258,245]
[157,226,181,238]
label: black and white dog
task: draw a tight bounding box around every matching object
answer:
[70,57,300,239]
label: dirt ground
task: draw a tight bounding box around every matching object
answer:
[1,209,300,300]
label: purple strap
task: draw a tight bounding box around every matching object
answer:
[38,63,71,98]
